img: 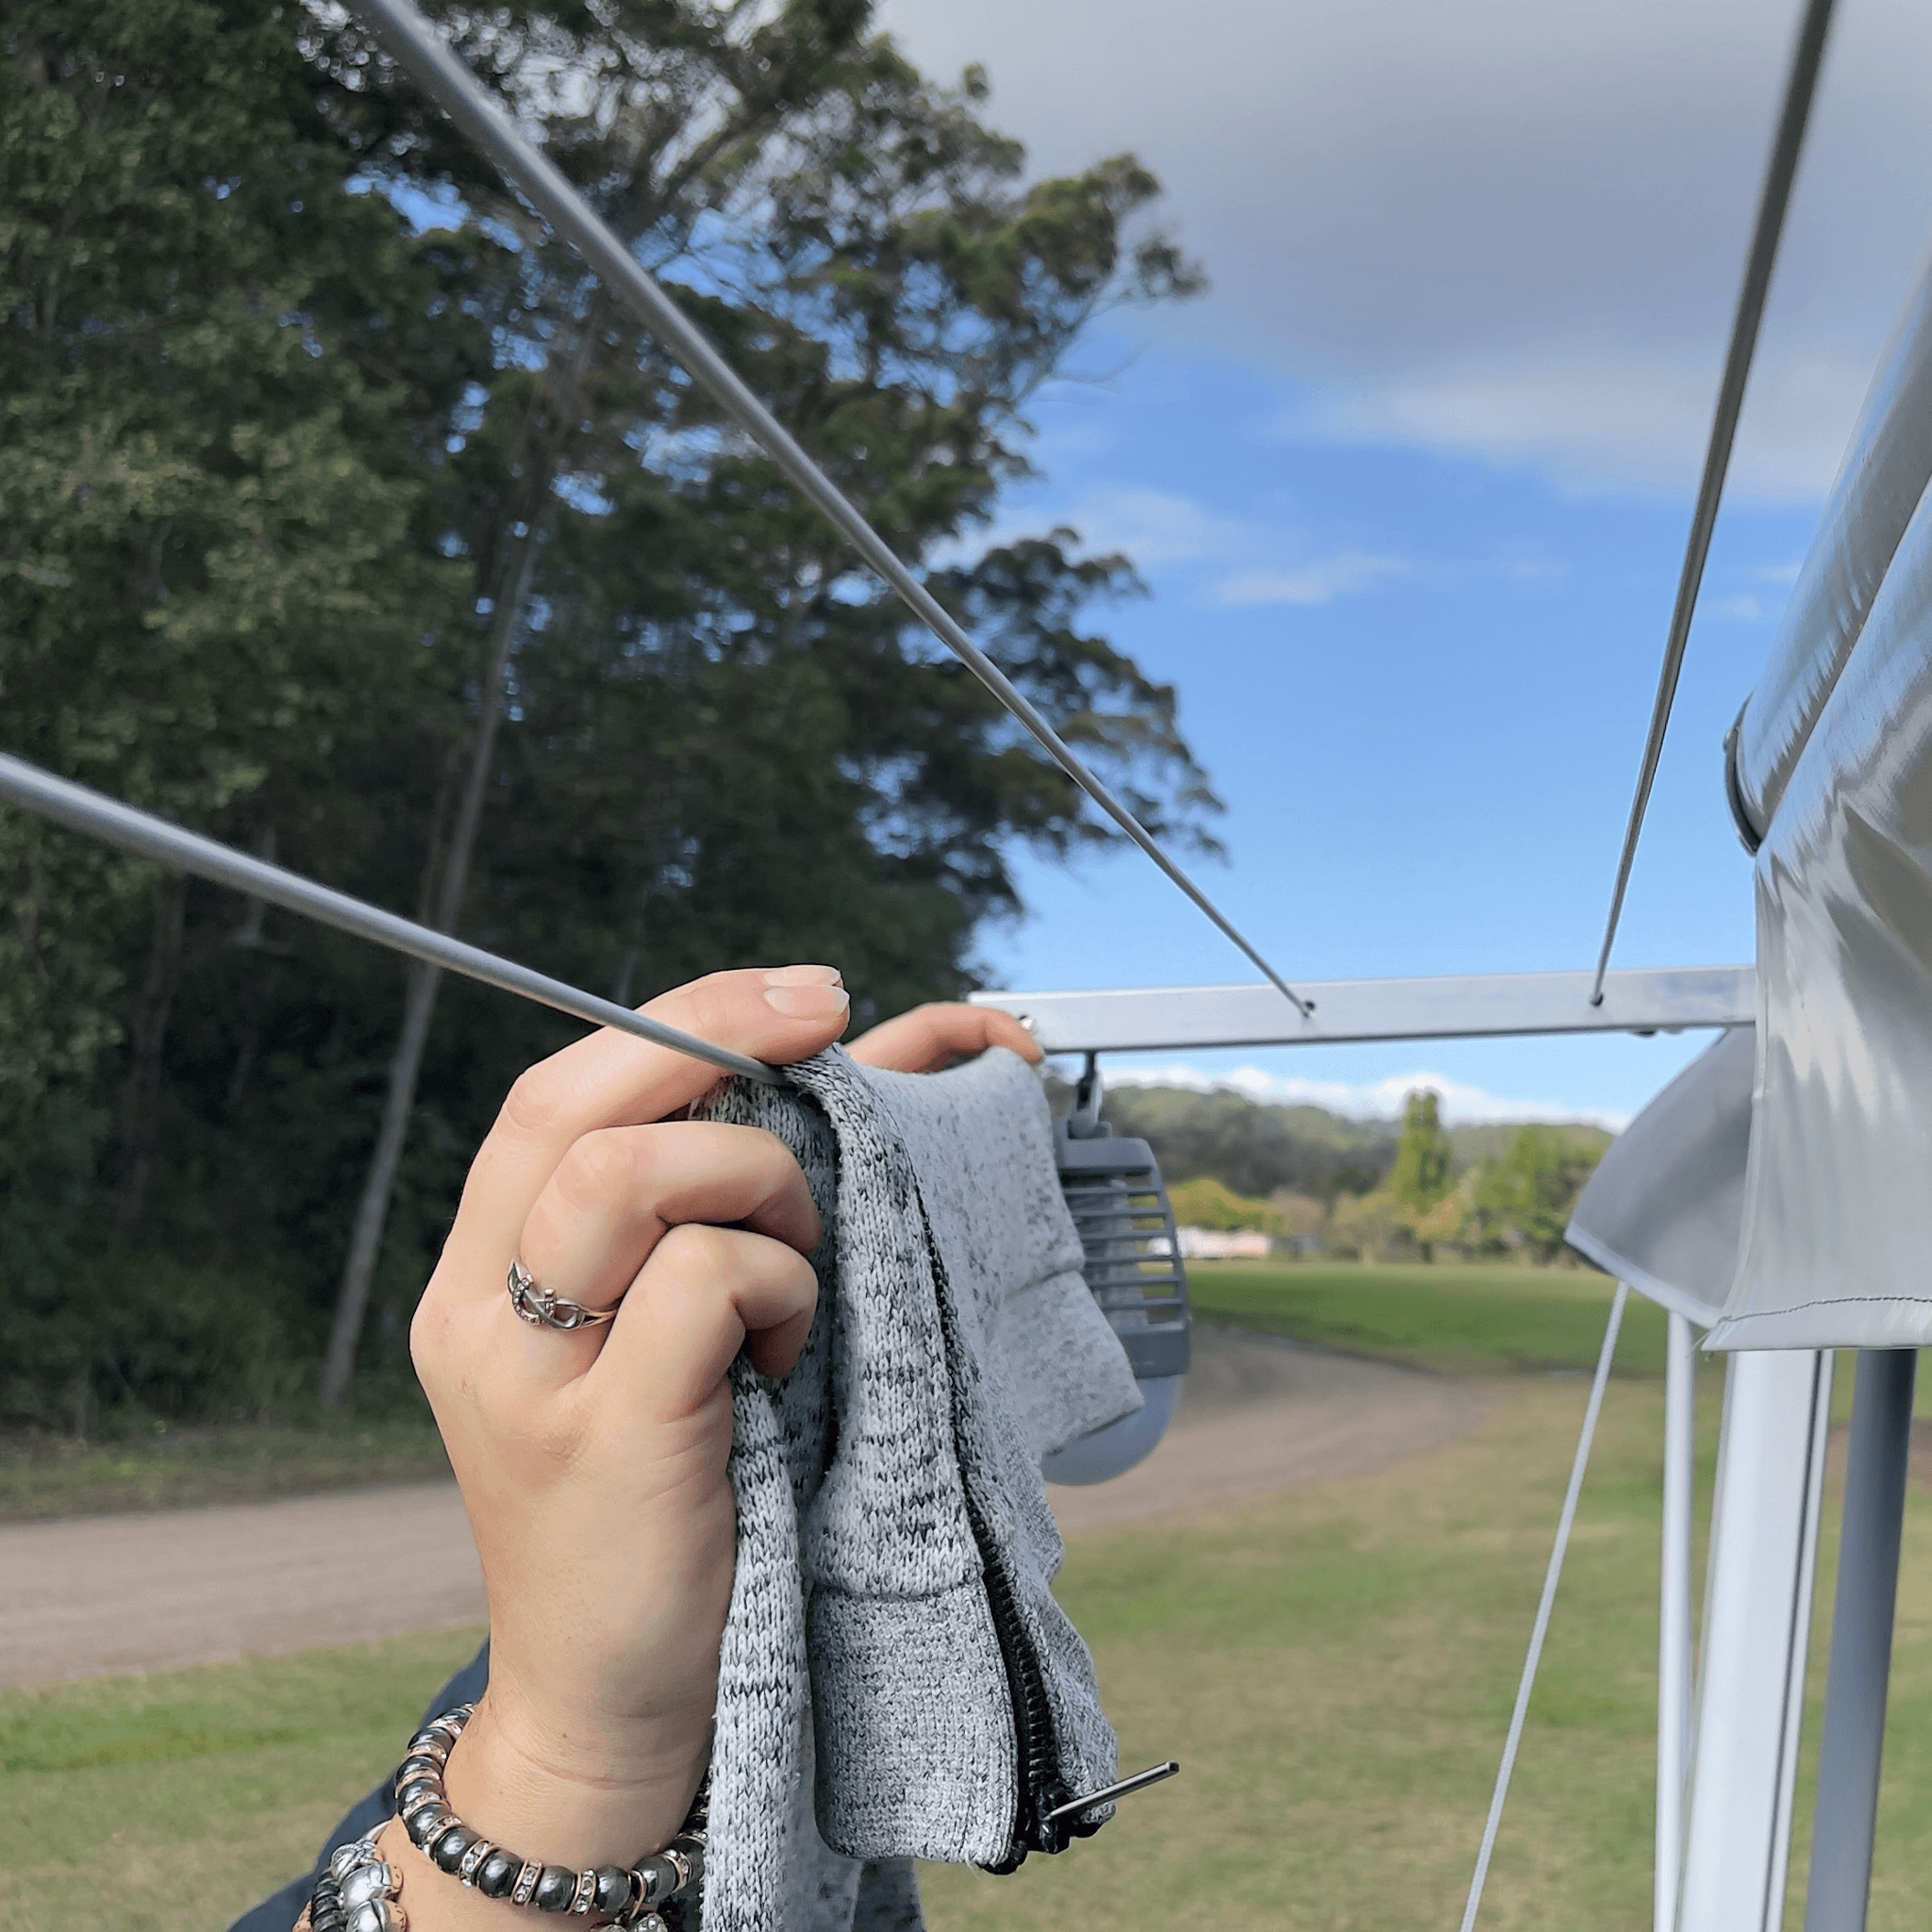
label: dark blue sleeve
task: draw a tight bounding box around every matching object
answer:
[225,1641,491,1932]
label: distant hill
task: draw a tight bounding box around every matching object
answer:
[1063,1081,1613,1199]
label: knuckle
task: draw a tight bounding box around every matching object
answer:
[501,1062,567,1137]
[656,1220,737,1275]
[553,1129,636,1209]
[742,1124,802,1182]
[775,1243,819,1299]
[408,1285,455,1384]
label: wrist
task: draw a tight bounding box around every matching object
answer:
[376,1703,708,1932]
[443,1691,708,1872]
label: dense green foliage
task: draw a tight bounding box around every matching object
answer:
[1470,1123,1607,1262]
[1391,1090,1453,1221]
[1096,1080,1612,1258]
[1164,1174,1283,1234]
[1093,1082,1401,1200]
[0,0,1211,1427]
[1388,1087,1451,1216]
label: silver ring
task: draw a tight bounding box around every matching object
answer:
[508,1257,618,1331]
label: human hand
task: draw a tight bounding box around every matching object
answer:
[402,965,851,1913]
[390,977,1041,1926]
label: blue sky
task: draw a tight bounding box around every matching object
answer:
[875,0,1932,1126]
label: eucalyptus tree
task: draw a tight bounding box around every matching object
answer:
[308,0,1213,1400]
[0,0,483,1423]
[0,0,1218,1422]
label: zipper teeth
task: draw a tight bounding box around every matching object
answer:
[921,1215,1065,1870]
[966,1490,1062,1860]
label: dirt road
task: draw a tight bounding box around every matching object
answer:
[0,1327,1481,1690]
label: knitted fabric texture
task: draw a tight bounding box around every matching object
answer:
[692,1045,1143,1932]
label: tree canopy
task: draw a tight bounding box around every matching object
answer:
[0,0,1215,1426]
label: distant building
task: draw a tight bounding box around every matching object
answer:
[1176,1226,1273,1260]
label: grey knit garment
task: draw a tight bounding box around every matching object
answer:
[691,1045,1143,1932]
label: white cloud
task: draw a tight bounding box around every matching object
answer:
[881,0,1932,498]
[973,487,1411,608]
[1711,593,1769,622]
[1048,487,1253,567]
[1309,349,1870,501]
[1099,1060,1630,1132]
[1211,553,1409,608]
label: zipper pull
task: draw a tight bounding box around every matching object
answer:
[1044,1760,1181,1828]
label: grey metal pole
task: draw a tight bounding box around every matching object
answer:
[1657,1309,1697,1932]
[0,752,780,1085]
[345,0,1309,1019]
[1802,1348,1918,1932]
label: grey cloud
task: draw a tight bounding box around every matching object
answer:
[879,0,1932,497]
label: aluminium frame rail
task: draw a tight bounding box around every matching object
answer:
[969,965,1755,1055]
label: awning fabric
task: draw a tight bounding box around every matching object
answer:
[1566,1026,1754,1328]
[1709,474,1932,1348]
[1731,255,1932,840]
[1597,242,1932,1350]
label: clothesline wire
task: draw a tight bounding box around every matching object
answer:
[1588,0,1838,1007]
[348,0,1311,1022]
[1457,1283,1628,1932]
[0,754,783,1087]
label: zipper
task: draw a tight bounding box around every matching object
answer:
[920,1211,1080,1873]
[965,1488,1074,1873]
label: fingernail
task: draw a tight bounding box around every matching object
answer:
[762,965,843,989]
[765,983,850,1018]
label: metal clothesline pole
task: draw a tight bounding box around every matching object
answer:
[346,0,1309,1020]
[1802,1349,1918,1932]
[1656,1311,1697,1932]
[0,754,782,1086]
[1459,1283,1628,1932]
[1589,0,1838,1004]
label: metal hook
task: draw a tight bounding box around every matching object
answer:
[1070,1051,1106,1140]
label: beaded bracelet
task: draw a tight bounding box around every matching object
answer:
[306,1830,406,1932]
[391,1703,707,1930]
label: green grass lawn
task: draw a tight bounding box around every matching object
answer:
[1190,1259,1670,1377]
[9,1351,1930,1930]
[0,1414,450,1522]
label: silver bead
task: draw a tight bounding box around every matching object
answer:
[342,1863,397,1908]
[329,1843,365,1883]
[631,1917,668,1932]
[346,1902,406,1932]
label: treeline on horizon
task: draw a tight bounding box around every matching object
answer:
[0,0,1217,1433]
[1091,1082,1612,1264]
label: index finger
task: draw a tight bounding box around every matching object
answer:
[444,965,848,1267]
[846,1002,1041,1074]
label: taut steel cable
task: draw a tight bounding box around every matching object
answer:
[0,755,783,1086]
[1589,0,1838,1005]
[1457,1283,1628,1932]
[348,0,1311,1020]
